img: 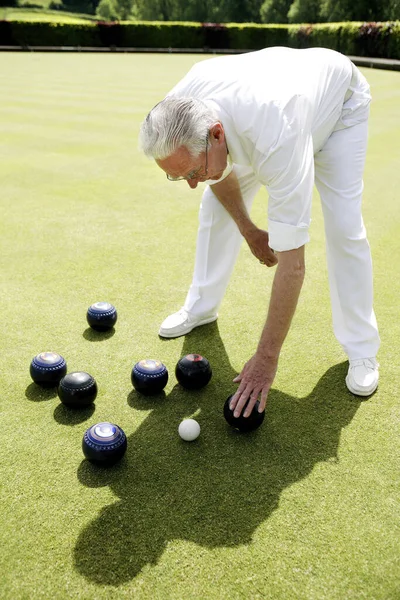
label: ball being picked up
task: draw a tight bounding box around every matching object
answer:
[178,419,200,442]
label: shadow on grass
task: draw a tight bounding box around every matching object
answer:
[25,382,58,402]
[53,402,96,425]
[74,323,361,586]
[82,327,116,342]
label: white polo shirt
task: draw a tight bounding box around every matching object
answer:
[167,47,370,251]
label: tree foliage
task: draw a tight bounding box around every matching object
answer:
[131,0,261,22]
[92,0,400,23]
[97,0,134,19]
[262,0,400,23]
[319,0,400,21]
[288,0,322,23]
[260,0,292,23]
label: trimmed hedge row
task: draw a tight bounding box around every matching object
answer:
[0,20,399,59]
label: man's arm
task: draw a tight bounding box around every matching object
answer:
[211,168,305,417]
[211,170,277,267]
[230,245,305,417]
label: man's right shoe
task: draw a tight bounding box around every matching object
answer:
[345,357,379,396]
[159,308,218,339]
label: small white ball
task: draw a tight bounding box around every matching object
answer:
[178,419,200,442]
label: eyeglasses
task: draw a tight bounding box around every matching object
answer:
[166,137,208,182]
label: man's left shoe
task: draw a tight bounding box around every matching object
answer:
[346,357,379,396]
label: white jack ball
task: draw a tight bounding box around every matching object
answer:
[178,419,200,442]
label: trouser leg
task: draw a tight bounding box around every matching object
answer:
[184,165,261,316]
[314,120,380,360]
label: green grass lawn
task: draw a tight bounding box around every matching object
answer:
[0,52,399,599]
[0,7,98,21]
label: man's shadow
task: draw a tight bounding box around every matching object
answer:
[74,323,360,586]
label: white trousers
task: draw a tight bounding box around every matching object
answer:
[183,121,380,361]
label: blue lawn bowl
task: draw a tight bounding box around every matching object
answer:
[131,359,169,395]
[82,422,127,465]
[86,302,117,331]
[30,352,67,386]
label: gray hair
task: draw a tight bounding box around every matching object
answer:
[139,97,218,160]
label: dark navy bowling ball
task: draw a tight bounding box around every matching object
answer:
[82,422,127,465]
[86,302,117,331]
[175,354,212,390]
[30,352,67,386]
[224,394,265,432]
[131,359,168,395]
[58,372,98,407]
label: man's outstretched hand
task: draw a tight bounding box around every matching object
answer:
[230,353,278,418]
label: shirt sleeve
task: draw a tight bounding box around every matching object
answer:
[244,95,315,252]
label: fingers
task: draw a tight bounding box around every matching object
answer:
[232,361,249,384]
[229,382,268,418]
[258,388,269,413]
[243,391,260,418]
[247,228,278,267]
[230,385,255,418]
[267,254,278,267]
[266,258,278,267]
[265,247,278,267]
[230,354,276,418]
[258,249,278,268]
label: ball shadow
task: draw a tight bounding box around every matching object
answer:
[74,324,362,587]
[25,382,58,402]
[53,402,96,425]
[77,456,127,488]
[127,389,167,410]
[82,328,116,342]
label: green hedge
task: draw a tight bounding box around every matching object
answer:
[1,20,99,44]
[223,23,290,50]
[96,22,205,48]
[0,19,399,59]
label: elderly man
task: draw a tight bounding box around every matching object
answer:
[139,46,380,418]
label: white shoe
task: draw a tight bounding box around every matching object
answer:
[159,308,218,339]
[346,357,379,396]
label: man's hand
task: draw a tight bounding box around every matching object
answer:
[230,352,278,418]
[210,172,277,267]
[245,228,278,267]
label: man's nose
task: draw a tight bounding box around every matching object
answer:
[187,179,198,189]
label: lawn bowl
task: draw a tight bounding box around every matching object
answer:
[131,359,169,395]
[224,394,265,432]
[175,354,212,390]
[82,422,127,465]
[58,372,98,407]
[86,302,117,331]
[30,352,67,386]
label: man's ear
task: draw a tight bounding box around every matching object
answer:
[210,122,225,144]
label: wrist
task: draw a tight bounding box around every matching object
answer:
[256,344,280,362]
[239,220,258,239]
